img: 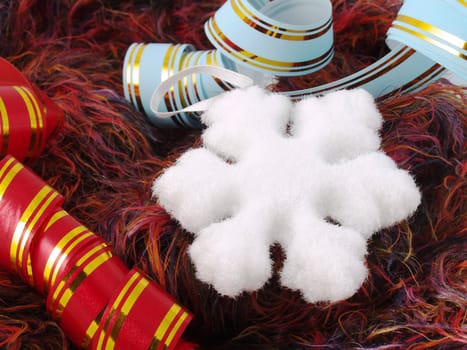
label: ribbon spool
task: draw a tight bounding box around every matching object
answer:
[0,58,63,161]
[284,0,466,100]
[0,156,64,284]
[386,0,466,80]
[125,0,466,128]
[89,268,191,350]
[205,0,334,76]
[123,43,242,128]
[0,155,193,350]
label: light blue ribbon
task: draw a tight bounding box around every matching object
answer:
[123,0,467,127]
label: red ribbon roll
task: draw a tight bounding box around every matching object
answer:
[89,268,192,350]
[0,155,64,283]
[0,155,194,350]
[0,58,62,161]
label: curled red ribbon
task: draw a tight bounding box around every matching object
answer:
[0,155,194,350]
[0,58,62,161]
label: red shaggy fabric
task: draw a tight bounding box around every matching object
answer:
[0,0,465,349]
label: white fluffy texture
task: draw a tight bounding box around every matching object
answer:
[152,87,421,303]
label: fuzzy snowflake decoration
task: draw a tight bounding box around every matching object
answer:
[152,87,421,303]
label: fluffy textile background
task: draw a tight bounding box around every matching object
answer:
[0,0,465,349]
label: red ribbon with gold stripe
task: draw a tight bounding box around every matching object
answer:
[0,58,62,161]
[0,155,194,350]
[90,268,192,350]
[0,155,64,282]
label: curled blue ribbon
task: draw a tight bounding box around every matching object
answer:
[123,0,467,128]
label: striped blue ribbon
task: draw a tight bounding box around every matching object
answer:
[124,0,466,127]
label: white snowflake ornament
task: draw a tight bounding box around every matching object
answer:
[152,87,421,303]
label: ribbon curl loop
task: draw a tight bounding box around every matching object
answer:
[124,0,466,128]
[0,155,194,350]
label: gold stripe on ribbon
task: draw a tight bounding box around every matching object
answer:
[207,17,334,73]
[125,43,138,103]
[25,191,61,284]
[50,243,110,312]
[178,51,204,124]
[43,226,92,291]
[286,46,415,99]
[105,276,150,350]
[231,0,332,40]
[392,24,466,60]
[81,307,106,349]
[132,43,147,112]
[10,185,58,280]
[165,312,189,348]
[0,157,15,180]
[169,46,184,112]
[161,45,177,115]
[207,51,234,91]
[396,15,467,50]
[22,86,44,158]
[211,51,235,90]
[97,271,141,349]
[0,158,22,200]
[161,45,176,83]
[403,66,446,94]
[378,64,445,100]
[178,49,191,112]
[53,242,109,290]
[43,209,68,231]
[181,52,198,108]
[54,247,113,318]
[0,97,9,158]
[343,49,417,90]
[13,86,39,159]
[188,51,204,103]
[162,45,187,127]
[149,304,182,349]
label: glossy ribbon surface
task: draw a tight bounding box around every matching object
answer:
[124,0,466,128]
[205,0,334,76]
[0,155,193,350]
[0,58,63,160]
